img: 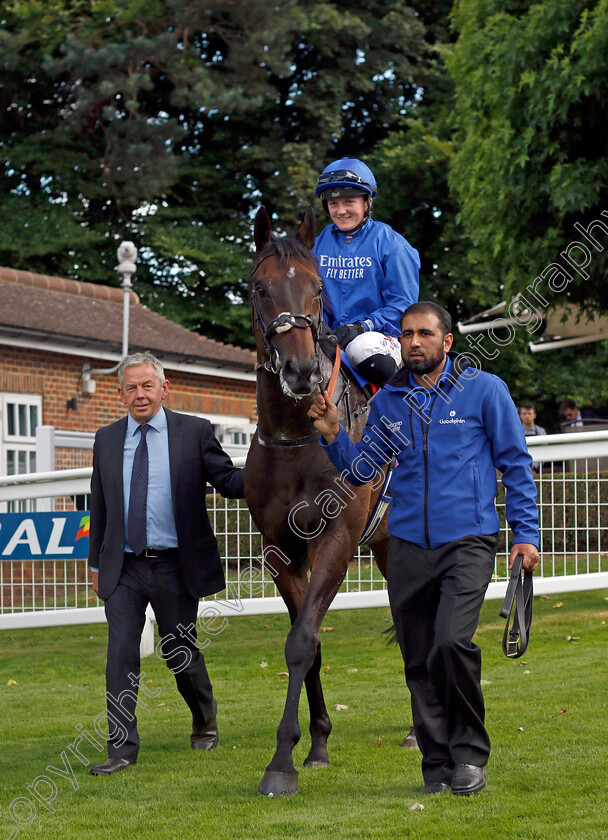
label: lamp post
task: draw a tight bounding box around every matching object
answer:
[82,241,138,392]
[116,241,137,360]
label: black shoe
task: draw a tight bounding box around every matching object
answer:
[451,763,486,795]
[191,716,218,750]
[419,781,450,795]
[89,757,136,776]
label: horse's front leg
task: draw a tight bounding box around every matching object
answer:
[258,534,352,796]
[257,603,319,796]
[301,528,365,768]
[303,638,332,767]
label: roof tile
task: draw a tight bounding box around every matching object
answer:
[0,269,255,370]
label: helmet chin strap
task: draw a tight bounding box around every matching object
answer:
[341,215,370,236]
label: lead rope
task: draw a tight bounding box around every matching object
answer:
[325,343,341,399]
[499,554,534,658]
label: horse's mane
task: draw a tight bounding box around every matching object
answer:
[252,231,318,277]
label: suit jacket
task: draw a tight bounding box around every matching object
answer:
[88,408,245,600]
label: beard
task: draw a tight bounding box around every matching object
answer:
[404,348,445,376]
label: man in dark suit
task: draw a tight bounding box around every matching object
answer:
[88,351,245,775]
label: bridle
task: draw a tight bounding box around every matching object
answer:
[250,251,323,376]
[250,250,328,447]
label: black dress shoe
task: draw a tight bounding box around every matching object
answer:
[419,781,450,795]
[451,763,486,795]
[89,757,136,776]
[191,716,218,750]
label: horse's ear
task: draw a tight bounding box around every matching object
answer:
[254,206,272,252]
[296,206,316,251]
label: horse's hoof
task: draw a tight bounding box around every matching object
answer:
[257,769,299,797]
[401,730,419,750]
[303,757,331,768]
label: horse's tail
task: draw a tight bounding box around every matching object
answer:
[382,623,399,646]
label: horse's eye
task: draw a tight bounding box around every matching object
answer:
[255,284,267,298]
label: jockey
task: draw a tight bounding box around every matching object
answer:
[313,157,420,384]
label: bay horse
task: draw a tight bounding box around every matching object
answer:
[244,206,394,797]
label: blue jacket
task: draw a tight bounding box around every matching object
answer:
[322,354,540,549]
[313,218,420,337]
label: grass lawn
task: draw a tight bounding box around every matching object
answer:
[2,589,608,840]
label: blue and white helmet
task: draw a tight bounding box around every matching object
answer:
[315,158,378,201]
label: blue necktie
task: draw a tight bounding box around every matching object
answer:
[127,423,150,556]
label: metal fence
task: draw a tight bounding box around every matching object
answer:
[1,431,608,631]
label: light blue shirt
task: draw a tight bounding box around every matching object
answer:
[123,407,178,551]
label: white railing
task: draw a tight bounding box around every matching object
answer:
[1,432,607,631]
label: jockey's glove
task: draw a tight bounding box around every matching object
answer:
[334,322,365,348]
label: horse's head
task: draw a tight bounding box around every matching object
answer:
[250,206,323,399]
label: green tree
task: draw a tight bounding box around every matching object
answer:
[445,0,608,418]
[365,0,608,419]
[367,0,480,323]
[447,0,608,312]
[0,0,432,346]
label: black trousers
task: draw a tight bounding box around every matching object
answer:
[387,533,498,783]
[103,552,215,760]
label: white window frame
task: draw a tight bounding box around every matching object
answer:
[181,410,255,457]
[0,393,43,510]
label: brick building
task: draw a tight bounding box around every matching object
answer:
[0,266,257,479]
